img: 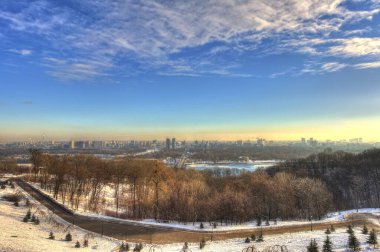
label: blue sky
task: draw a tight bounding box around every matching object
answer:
[1,0,380,141]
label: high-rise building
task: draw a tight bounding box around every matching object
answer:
[166,138,171,149]
[171,138,176,149]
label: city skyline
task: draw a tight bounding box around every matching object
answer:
[1,1,380,141]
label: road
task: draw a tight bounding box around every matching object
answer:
[15,179,380,244]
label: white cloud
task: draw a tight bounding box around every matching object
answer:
[321,62,347,72]
[9,49,32,56]
[328,37,380,57]
[354,61,380,69]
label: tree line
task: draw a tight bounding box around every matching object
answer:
[267,148,380,210]
[27,149,332,224]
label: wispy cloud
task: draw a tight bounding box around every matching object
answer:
[8,49,32,56]
[354,61,380,69]
[1,0,380,79]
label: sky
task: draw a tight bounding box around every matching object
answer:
[1,0,380,142]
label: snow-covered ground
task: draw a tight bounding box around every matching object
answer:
[0,185,119,252]
[157,227,380,252]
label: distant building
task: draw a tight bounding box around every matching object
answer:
[70,140,75,149]
[166,138,171,149]
[171,138,176,149]
[301,138,306,145]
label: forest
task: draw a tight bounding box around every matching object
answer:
[267,148,380,210]
[2,148,379,225]
[17,149,333,225]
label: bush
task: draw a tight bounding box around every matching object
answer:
[250,234,256,241]
[31,214,36,222]
[83,239,89,247]
[245,237,251,243]
[26,209,31,219]
[183,242,189,249]
[49,231,55,240]
[2,193,22,203]
[66,232,72,241]
[362,225,368,234]
[257,234,264,242]
[133,243,143,252]
[200,239,206,249]
[347,224,354,234]
[34,217,40,225]
[325,228,331,234]
[75,241,80,248]
[22,215,28,222]
[330,225,335,232]
[13,202,19,207]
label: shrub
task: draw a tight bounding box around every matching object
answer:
[49,231,55,240]
[330,225,335,232]
[66,232,72,241]
[34,217,40,225]
[2,193,22,203]
[325,228,331,234]
[22,215,28,222]
[83,239,89,247]
[250,234,256,241]
[347,224,354,234]
[14,202,19,207]
[200,239,206,249]
[362,225,368,234]
[245,237,251,243]
[75,241,80,248]
[257,234,264,242]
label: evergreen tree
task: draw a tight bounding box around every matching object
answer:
[125,243,130,251]
[257,233,264,242]
[200,222,204,229]
[347,224,354,234]
[265,218,270,226]
[31,214,36,222]
[325,228,331,234]
[183,242,189,249]
[83,239,89,247]
[65,232,72,241]
[257,217,262,227]
[368,229,378,249]
[75,241,80,248]
[361,225,368,235]
[348,232,360,251]
[34,217,40,225]
[330,225,335,232]
[26,209,31,219]
[250,234,256,241]
[307,239,319,252]
[322,235,333,252]
[49,231,55,240]
[22,215,28,222]
[200,239,206,249]
[245,237,250,243]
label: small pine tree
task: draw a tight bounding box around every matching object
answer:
[361,225,368,235]
[83,239,89,247]
[322,235,333,252]
[200,239,206,249]
[125,243,130,251]
[31,214,36,222]
[65,232,72,241]
[348,232,360,251]
[245,237,250,243]
[184,242,189,249]
[325,228,331,234]
[75,241,80,248]
[265,218,270,226]
[368,229,378,249]
[23,215,28,222]
[307,239,319,252]
[26,209,31,219]
[200,222,204,229]
[34,217,40,225]
[250,234,256,241]
[257,233,264,242]
[49,231,55,240]
[133,243,142,252]
[347,224,354,234]
[330,225,335,232]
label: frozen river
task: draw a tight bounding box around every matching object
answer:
[186,160,281,172]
